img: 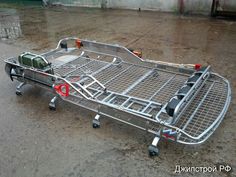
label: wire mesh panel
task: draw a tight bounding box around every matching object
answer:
[69,60,108,76]
[175,81,213,129]
[93,63,132,84]
[53,57,91,76]
[151,75,188,104]
[186,82,227,136]
[105,65,149,93]
[176,78,228,143]
[127,71,174,100]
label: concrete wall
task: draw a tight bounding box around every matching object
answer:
[47,0,236,14]
[221,0,236,11]
[107,0,178,12]
[48,0,104,8]
[183,0,212,14]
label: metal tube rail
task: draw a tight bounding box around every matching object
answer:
[4,62,93,99]
[173,66,211,119]
[42,37,198,72]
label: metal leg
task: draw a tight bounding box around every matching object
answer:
[49,96,57,111]
[148,136,160,156]
[16,82,25,96]
[92,114,100,128]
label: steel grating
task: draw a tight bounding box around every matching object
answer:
[151,75,188,104]
[104,65,149,93]
[69,59,108,76]
[93,63,132,84]
[177,80,228,142]
[53,57,91,76]
[127,71,175,100]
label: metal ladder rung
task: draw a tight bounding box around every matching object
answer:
[92,91,102,98]
[95,91,106,99]
[124,107,153,118]
[84,81,96,89]
[120,97,131,107]
[70,82,94,98]
[102,93,114,102]
[126,101,134,109]
[142,102,152,113]
[107,95,118,104]
[124,100,147,113]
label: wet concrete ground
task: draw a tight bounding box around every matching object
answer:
[0,5,236,177]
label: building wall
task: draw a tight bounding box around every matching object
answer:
[182,0,212,14]
[107,0,178,12]
[47,0,236,14]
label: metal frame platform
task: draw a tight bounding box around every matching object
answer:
[4,37,231,156]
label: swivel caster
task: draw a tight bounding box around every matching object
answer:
[148,145,159,157]
[49,104,56,111]
[49,96,57,111]
[148,136,160,157]
[92,119,100,128]
[16,82,25,96]
[92,114,100,128]
[16,90,22,96]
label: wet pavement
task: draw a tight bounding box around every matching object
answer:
[0,5,236,177]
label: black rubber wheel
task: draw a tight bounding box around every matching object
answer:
[148,145,159,157]
[16,91,22,96]
[49,106,56,111]
[92,123,100,128]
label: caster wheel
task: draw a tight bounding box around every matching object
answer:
[16,91,22,96]
[148,145,159,157]
[92,119,100,128]
[49,106,56,111]
[92,123,100,128]
[49,102,56,111]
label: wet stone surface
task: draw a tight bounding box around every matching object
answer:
[0,8,21,39]
[0,5,236,177]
